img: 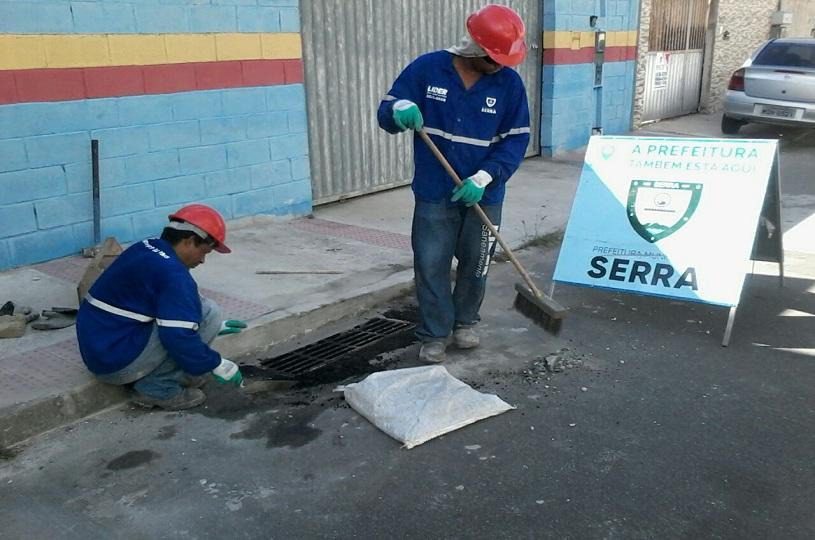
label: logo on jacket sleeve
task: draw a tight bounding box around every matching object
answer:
[426,85,448,102]
[482,96,497,114]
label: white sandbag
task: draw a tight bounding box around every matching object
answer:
[342,365,514,449]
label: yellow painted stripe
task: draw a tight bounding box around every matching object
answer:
[0,33,302,70]
[542,30,637,49]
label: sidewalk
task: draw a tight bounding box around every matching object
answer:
[0,152,583,447]
[8,110,802,448]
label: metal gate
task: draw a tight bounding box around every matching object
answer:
[301,0,541,204]
[642,0,709,122]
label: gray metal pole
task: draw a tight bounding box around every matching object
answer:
[91,139,100,246]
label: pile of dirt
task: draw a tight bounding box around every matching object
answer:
[520,348,585,384]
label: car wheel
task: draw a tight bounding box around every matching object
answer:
[721,114,743,135]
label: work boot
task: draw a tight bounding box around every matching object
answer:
[453,327,480,349]
[418,341,447,363]
[132,388,206,411]
[181,374,209,389]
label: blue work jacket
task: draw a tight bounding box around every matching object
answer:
[378,50,530,205]
[76,238,221,376]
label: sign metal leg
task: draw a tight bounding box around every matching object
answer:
[722,306,737,347]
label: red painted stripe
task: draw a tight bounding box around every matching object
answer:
[194,61,245,91]
[604,46,638,62]
[143,63,197,94]
[542,45,637,65]
[15,68,87,102]
[0,72,16,103]
[283,59,304,84]
[543,48,595,65]
[85,65,145,98]
[242,59,285,86]
[0,59,302,105]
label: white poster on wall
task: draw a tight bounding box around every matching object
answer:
[653,53,669,89]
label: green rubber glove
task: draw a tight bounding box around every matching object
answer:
[451,179,486,207]
[213,358,243,387]
[392,100,423,131]
[218,319,247,335]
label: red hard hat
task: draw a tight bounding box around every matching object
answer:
[466,4,527,67]
[168,204,231,254]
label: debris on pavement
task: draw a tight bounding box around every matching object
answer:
[519,348,587,384]
[0,303,39,338]
[31,307,77,331]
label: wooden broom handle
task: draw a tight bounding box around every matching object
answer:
[418,129,543,298]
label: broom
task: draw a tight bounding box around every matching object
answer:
[418,129,567,333]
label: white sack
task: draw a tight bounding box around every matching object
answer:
[343,365,514,449]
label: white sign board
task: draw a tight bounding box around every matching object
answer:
[653,53,668,89]
[553,136,778,307]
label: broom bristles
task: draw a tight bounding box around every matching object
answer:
[513,283,566,335]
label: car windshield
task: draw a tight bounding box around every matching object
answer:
[753,42,815,68]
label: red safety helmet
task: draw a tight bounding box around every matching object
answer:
[168,204,231,254]
[466,4,527,67]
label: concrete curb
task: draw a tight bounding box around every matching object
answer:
[0,271,416,449]
[0,382,127,449]
[213,269,416,360]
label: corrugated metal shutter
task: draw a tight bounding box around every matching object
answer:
[642,0,709,122]
[301,0,541,204]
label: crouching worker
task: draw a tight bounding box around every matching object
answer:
[76,204,244,410]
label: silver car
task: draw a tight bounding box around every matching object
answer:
[721,38,815,134]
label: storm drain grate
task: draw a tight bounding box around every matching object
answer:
[260,317,415,376]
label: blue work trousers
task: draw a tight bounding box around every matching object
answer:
[412,199,502,342]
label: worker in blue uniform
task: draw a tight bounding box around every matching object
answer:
[76,204,245,410]
[377,4,531,363]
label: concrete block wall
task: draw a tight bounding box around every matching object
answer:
[779,0,815,38]
[704,0,777,112]
[541,0,640,156]
[631,0,651,127]
[634,0,778,118]
[0,0,311,270]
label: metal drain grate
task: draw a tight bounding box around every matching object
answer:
[260,317,415,376]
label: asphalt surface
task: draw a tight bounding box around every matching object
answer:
[2,241,815,539]
[2,116,814,539]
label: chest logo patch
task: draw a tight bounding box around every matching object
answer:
[482,96,497,115]
[426,85,448,102]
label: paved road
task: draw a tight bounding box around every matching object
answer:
[2,115,814,539]
[3,241,815,539]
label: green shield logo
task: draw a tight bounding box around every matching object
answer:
[627,180,702,243]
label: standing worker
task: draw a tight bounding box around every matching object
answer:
[377,4,531,363]
[76,204,245,410]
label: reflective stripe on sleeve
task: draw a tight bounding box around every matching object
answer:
[423,126,531,148]
[86,294,154,323]
[156,319,200,331]
[495,127,531,140]
[424,127,492,147]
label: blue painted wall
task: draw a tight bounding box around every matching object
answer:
[541,0,640,156]
[0,0,310,270]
